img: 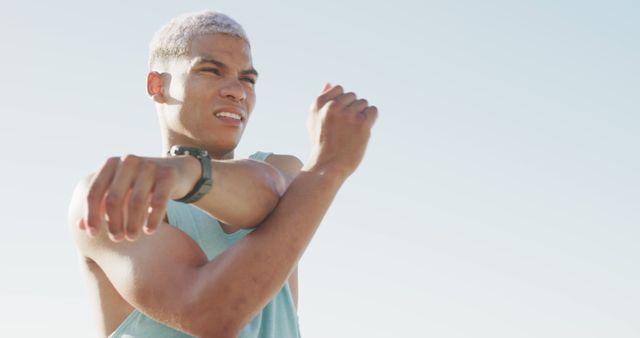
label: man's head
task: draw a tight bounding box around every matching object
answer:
[147,10,257,159]
[149,11,249,70]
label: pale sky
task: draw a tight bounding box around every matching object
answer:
[0,1,638,337]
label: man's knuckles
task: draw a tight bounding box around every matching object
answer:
[104,156,121,169]
[325,85,344,99]
[121,154,141,167]
[364,106,379,125]
[324,100,343,114]
[336,92,357,105]
[314,85,344,110]
[157,161,178,178]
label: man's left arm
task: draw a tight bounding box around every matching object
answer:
[264,153,303,310]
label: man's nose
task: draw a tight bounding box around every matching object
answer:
[219,79,246,102]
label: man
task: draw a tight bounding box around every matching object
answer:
[68,10,377,338]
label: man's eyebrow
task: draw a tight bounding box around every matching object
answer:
[195,58,226,68]
[195,58,258,77]
[240,68,259,77]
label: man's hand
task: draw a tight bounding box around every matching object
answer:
[305,83,378,179]
[81,155,200,241]
[68,83,377,337]
[78,154,290,242]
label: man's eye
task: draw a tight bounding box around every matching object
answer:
[241,77,256,85]
[202,68,221,75]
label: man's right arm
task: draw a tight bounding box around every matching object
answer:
[81,155,286,241]
[70,84,377,337]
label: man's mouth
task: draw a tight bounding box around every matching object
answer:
[214,111,243,121]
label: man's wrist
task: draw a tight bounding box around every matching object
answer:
[302,161,352,183]
[171,155,202,200]
[168,145,213,203]
[301,164,349,188]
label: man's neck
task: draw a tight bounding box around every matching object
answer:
[209,151,235,160]
[161,142,235,160]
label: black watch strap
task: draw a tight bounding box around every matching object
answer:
[168,145,213,204]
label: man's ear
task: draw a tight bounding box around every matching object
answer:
[147,71,167,103]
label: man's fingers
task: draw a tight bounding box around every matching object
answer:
[314,84,344,111]
[105,155,141,241]
[145,166,177,234]
[321,82,332,93]
[362,105,379,128]
[124,162,156,241]
[145,202,167,235]
[348,98,369,114]
[85,157,120,236]
[334,92,357,108]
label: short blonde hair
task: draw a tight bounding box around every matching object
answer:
[149,10,249,69]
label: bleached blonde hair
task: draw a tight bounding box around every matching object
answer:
[149,10,249,69]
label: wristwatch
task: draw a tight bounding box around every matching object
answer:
[168,145,213,203]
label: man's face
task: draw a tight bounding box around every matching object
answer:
[159,33,257,158]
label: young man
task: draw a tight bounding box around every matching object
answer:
[68,10,377,338]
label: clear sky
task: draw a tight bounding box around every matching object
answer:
[0,1,638,337]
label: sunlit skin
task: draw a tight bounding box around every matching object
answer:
[74,34,299,335]
[150,33,257,159]
[69,28,378,337]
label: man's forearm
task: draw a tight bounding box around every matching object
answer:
[81,154,285,240]
[188,168,344,336]
[76,83,376,337]
[187,81,378,335]
[186,158,285,229]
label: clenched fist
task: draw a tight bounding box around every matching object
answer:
[81,155,200,241]
[305,83,378,178]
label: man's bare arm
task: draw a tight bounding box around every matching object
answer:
[194,158,289,230]
[264,153,304,310]
[81,156,285,241]
[71,84,377,337]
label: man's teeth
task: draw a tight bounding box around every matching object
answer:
[215,112,242,120]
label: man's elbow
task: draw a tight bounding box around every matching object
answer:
[230,158,299,229]
[179,285,243,338]
[134,278,242,338]
[265,154,303,192]
[180,309,241,338]
[258,160,289,197]
[245,164,284,227]
[246,156,302,226]
[253,161,288,210]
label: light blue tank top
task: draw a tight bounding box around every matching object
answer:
[109,151,301,338]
